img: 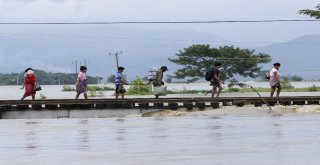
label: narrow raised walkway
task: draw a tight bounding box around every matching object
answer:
[0,96,318,111]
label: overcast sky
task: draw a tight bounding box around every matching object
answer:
[0,0,318,21]
[0,0,319,42]
[0,0,319,77]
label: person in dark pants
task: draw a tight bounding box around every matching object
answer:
[115,66,129,99]
[153,66,168,98]
[269,63,281,97]
[211,63,224,98]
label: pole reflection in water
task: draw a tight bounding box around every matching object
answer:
[78,120,89,151]
[24,122,39,155]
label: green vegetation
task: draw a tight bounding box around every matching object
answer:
[224,86,320,93]
[169,44,271,82]
[62,85,76,91]
[127,77,152,95]
[228,88,241,92]
[88,86,114,91]
[288,75,304,82]
[39,93,47,99]
[298,4,320,19]
[308,85,319,92]
[125,85,320,96]
[0,69,103,85]
[106,75,115,83]
[88,91,104,97]
[282,76,294,89]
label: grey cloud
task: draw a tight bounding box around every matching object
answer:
[3,0,37,3]
[49,0,67,3]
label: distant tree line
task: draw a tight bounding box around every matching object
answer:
[0,70,103,85]
[257,71,304,82]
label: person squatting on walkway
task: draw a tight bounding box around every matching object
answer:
[75,66,88,100]
[211,63,224,98]
[115,66,129,99]
[269,63,281,97]
[21,68,37,100]
[153,66,168,98]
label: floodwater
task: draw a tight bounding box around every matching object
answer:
[2,84,320,100]
[1,111,320,165]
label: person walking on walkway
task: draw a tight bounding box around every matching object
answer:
[153,66,168,98]
[21,68,37,100]
[75,66,88,100]
[211,63,224,98]
[115,66,129,99]
[269,63,281,97]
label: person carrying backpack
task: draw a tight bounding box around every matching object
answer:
[147,67,158,85]
[207,63,224,98]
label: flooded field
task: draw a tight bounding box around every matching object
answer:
[1,109,320,165]
[1,84,320,164]
[1,83,320,100]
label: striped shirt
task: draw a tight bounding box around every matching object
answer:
[115,72,123,85]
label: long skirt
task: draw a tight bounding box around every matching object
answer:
[76,80,88,94]
[24,83,36,97]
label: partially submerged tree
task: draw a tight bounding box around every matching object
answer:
[169,44,271,82]
[298,4,320,19]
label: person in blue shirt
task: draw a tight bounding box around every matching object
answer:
[115,66,129,99]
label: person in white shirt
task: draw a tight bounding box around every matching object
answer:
[269,63,281,97]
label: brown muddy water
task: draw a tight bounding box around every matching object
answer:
[1,107,320,165]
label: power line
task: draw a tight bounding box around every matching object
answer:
[0,19,319,24]
[1,32,320,45]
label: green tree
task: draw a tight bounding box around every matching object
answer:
[106,75,115,83]
[0,70,102,85]
[127,77,152,95]
[169,44,271,82]
[289,75,304,82]
[165,75,173,83]
[281,76,294,89]
[298,4,320,19]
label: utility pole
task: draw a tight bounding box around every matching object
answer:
[73,60,90,73]
[72,60,78,75]
[109,51,122,68]
[83,60,90,67]
[16,75,19,86]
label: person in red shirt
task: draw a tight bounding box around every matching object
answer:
[21,68,37,100]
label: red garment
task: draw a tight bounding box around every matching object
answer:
[24,74,36,97]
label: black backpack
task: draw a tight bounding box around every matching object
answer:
[265,70,271,80]
[205,68,214,81]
